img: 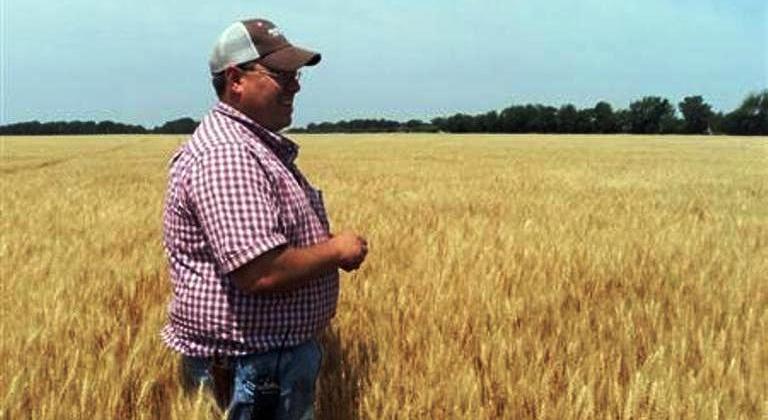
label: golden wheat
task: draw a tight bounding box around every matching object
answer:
[1,134,766,419]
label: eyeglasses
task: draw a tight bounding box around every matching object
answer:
[238,63,301,85]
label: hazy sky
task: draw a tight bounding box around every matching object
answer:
[2,0,766,128]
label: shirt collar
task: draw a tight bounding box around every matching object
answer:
[213,101,300,163]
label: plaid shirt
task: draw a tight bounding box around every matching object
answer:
[161,102,338,357]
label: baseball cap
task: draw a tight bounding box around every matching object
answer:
[209,19,321,74]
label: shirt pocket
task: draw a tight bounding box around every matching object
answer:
[307,187,330,233]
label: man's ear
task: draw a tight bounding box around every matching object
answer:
[224,66,244,95]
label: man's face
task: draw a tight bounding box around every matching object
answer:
[232,64,301,131]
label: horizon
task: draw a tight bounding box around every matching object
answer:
[3,90,766,130]
[2,0,766,128]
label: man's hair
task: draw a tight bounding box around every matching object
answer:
[211,60,260,99]
[212,73,226,98]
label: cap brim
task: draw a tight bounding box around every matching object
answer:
[259,46,321,71]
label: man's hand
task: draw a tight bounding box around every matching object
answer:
[230,230,369,294]
[331,230,368,272]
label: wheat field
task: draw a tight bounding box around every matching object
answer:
[0,134,766,419]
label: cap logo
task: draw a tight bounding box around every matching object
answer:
[267,27,282,37]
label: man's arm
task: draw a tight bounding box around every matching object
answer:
[230,230,367,294]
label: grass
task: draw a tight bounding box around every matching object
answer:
[1,133,766,419]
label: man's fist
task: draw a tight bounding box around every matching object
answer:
[331,230,368,272]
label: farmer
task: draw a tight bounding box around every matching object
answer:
[161,18,368,419]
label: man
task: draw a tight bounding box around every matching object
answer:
[162,18,368,419]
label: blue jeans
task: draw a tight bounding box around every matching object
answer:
[181,339,323,420]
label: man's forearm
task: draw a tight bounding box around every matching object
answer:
[232,241,339,293]
[231,230,367,294]
[231,240,340,294]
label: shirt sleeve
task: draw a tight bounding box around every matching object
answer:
[188,144,288,274]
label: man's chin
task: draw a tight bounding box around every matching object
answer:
[280,115,293,131]
[262,113,292,132]
[273,119,292,133]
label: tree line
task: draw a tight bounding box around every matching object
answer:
[293,91,767,135]
[1,91,765,136]
[0,118,199,136]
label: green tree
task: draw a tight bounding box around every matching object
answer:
[614,109,631,133]
[500,106,525,133]
[476,111,500,132]
[709,112,725,134]
[529,105,558,133]
[575,108,596,133]
[722,90,768,135]
[678,96,714,134]
[556,104,579,133]
[628,96,677,134]
[154,118,199,134]
[593,101,617,133]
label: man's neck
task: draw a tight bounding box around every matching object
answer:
[218,99,280,134]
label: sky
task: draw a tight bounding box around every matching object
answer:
[1,0,766,128]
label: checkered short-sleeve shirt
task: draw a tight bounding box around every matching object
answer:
[161,102,339,356]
